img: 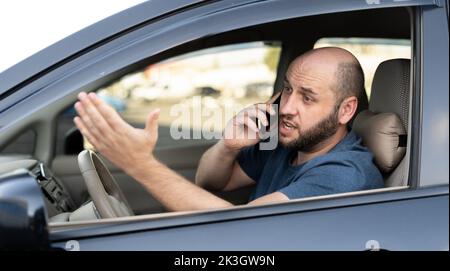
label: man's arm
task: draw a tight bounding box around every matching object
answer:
[74,92,286,212]
[129,157,288,211]
[133,157,234,211]
[195,139,255,191]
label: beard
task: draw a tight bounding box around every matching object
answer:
[279,105,340,152]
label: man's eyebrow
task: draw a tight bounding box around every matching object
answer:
[284,76,318,96]
[300,86,318,96]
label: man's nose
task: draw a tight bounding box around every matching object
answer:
[280,94,298,117]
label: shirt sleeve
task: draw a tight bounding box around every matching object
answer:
[237,145,272,182]
[278,162,366,199]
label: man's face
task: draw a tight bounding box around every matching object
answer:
[278,56,341,152]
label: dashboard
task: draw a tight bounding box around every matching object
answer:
[0,157,76,217]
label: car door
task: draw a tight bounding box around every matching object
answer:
[50,186,449,251]
[47,0,447,219]
[48,0,446,250]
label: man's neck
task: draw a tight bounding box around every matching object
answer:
[294,127,348,166]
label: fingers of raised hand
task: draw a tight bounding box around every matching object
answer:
[74,92,121,150]
[87,92,124,130]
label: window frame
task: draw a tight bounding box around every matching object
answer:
[414,5,450,187]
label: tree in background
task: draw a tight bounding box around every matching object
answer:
[264,47,281,72]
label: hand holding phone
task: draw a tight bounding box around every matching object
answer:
[222,92,281,151]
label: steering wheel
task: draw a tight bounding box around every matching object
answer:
[78,150,134,218]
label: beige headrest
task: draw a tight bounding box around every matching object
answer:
[353,110,406,173]
[370,59,410,130]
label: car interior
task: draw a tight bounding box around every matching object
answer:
[0,7,413,224]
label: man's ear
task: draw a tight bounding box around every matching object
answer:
[338,96,358,125]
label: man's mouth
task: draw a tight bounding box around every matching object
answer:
[281,120,297,130]
[279,119,297,136]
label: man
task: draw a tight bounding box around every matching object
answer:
[74,47,383,212]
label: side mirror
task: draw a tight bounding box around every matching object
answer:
[0,169,50,249]
[64,127,84,155]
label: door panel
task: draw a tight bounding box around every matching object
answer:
[51,188,449,250]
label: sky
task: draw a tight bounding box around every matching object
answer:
[0,0,146,73]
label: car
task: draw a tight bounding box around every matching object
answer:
[0,0,448,251]
[195,86,221,97]
[129,83,164,102]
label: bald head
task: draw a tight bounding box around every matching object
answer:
[288,47,365,105]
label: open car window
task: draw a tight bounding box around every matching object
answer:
[47,6,414,224]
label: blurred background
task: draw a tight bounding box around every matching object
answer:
[93,38,410,145]
[0,1,410,154]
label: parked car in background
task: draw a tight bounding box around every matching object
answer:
[195,86,221,97]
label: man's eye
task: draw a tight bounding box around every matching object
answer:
[283,86,292,93]
[303,95,313,103]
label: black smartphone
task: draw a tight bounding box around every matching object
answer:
[258,93,281,135]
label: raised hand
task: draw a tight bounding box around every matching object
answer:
[74,92,160,177]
